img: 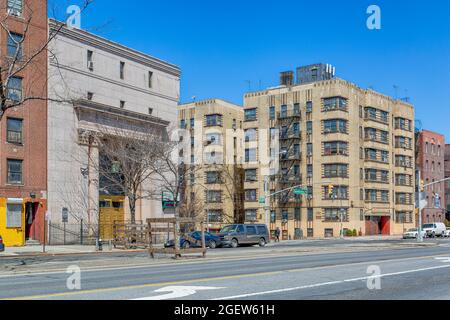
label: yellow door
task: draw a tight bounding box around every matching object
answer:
[0,198,25,247]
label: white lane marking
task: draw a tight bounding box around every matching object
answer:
[212,264,450,300]
[435,257,450,263]
[133,286,224,300]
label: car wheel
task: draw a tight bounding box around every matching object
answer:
[432,232,436,238]
[230,238,239,248]
[259,238,266,247]
[182,241,190,249]
[209,240,217,249]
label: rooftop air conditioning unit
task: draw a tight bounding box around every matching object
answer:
[8,9,21,17]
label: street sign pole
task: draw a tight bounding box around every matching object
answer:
[418,170,423,243]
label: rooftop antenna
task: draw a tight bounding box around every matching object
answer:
[245,80,251,91]
[401,89,410,103]
[393,85,399,100]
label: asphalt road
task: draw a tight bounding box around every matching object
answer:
[1,240,450,300]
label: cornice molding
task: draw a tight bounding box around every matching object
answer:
[49,19,181,78]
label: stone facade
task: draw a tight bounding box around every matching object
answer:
[47,20,180,229]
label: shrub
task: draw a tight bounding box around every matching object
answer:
[352,229,358,237]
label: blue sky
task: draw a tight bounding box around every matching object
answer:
[60,0,450,141]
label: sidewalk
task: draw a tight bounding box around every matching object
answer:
[0,244,132,257]
[0,236,413,258]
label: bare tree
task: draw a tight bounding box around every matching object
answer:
[200,163,245,225]
[0,0,93,121]
[91,124,167,224]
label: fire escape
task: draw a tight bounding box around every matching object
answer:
[271,108,302,232]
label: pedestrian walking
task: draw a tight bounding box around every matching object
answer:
[275,228,281,242]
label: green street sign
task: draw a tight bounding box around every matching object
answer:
[293,187,307,196]
[162,191,176,209]
[259,197,266,204]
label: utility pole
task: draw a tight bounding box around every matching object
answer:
[417,170,423,243]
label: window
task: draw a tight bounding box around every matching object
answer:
[87,50,94,70]
[6,203,22,228]
[323,141,348,156]
[269,106,275,120]
[307,208,314,222]
[7,32,23,58]
[323,164,348,178]
[6,77,22,102]
[381,191,390,203]
[206,171,221,184]
[270,211,276,223]
[120,100,125,109]
[324,185,348,200]
[245,148,257,162]
[87,92,94,100]
[245,189,257,202]
[280,105,288,118]
[245,169,257,182]
[323,97,348,111]
[7,118,23,144]
[306,101,313,113]
[306,121,313,134]
[207,210,222,223]
[180,119,186,129]
[323,119,347,134]
[247,226,257,235]
[245,108,257,121]
[206,114,222,127]
[190,118,195,128]
[295,208,301,221]
[7,159,23,184]
[120,61,125,79]
[324,208,348,222]
[148,71,153,88]
[148,108,153,115]
[307,143,313,156]
[7,0,23,16]
[206,133,221,145]
[245,210,258,222]
[294,103,300,115]
[245,129,257,142]
[206,190,222,203]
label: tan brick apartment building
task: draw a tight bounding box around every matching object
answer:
[0,0,48,246]
[243,68,415,239]
[416,130,446,223]
[178,99,244,231]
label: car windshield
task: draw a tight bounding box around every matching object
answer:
[220,225,237,233]
[423,224,435,229]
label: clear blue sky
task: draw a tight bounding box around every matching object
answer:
[61,0,450,141]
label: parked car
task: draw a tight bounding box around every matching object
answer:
[0,235,4,252]
[403,228,426,239]
[444,228,450,238]
[422,223,447,238]
[164,231,222,249]
[218,224,269,248]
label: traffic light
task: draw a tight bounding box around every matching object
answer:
[420,180,425,192]
[328,185,334,198]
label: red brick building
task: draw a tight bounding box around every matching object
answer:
[416,130,446,223]
[445,145,450,221]
[0,0,48,246]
